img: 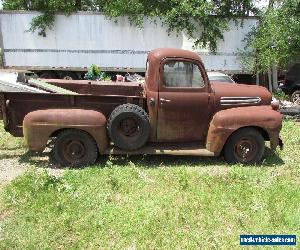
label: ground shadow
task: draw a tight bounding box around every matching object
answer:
[18,151,55,168]
[0,153,25,160]
[17,147,285,170]
[261,148,285,166]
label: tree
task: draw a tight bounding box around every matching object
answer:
[3,0,82,36]
[247,0,300,72]
[3,0,258,51]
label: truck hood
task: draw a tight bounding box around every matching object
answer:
[211,82,272,110]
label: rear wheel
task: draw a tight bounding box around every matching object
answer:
[51,129,98,167]
[224,128,265,164]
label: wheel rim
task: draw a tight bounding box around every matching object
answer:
[118,117,140,137]
[292,93,300,104]
[62,139,86,163]
[63,76,73,80]
[233,137,258,162]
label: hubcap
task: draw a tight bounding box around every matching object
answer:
[63,140,86,163]
[119,118,140,137]
[292,93,300,104]
[234,138,257,162]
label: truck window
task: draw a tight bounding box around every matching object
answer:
[163,61,204,88]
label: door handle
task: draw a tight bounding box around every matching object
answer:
[160,98,171,104]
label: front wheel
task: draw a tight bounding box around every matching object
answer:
[50,129,98,167]
[224,128,265,164]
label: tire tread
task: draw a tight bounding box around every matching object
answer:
[107,103,150,150]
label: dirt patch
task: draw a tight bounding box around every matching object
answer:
[0,149,65,184]
[0,158,27,183]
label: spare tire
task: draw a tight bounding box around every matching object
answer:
[107,104,150,150]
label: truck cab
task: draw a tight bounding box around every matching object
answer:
[145,48,212,143]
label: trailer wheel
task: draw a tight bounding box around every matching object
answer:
[107,104,150,150]
[60,72,80,80]
[224,128,265,164]
[39,71,59,79]
[51,129,98,167]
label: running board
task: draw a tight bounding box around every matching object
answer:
[105,145,216,157]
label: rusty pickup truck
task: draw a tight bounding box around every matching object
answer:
[0,48,282,166]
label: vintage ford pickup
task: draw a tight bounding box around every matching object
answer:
[0,48,282,166]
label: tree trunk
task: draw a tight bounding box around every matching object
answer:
[75,0,82,10]
[22,0,30,10]
[268,0,275,8]
[268,69,273,92]
[272,65,278,90]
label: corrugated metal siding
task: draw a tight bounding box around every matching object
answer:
[0,11,258,72]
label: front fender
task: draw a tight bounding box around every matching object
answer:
[23,109,109,153]
[206,106,282,154]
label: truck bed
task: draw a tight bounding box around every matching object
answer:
[1,89,145,137]
[44,79,144,97]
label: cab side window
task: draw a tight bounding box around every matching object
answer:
[163,61,204,88]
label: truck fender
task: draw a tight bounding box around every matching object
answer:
[206,106,282,154]
[23,109,109,153]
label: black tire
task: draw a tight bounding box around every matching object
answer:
[224,128,265,164]
[59,72,80,80]
[107,103,150,150]
[291,90,300,104]
[50,129,98,167]
[39,71,59,79]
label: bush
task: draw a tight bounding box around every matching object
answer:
[84,64,107,81]
[272,89,290,101]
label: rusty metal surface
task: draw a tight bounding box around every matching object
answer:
[206,105,282,153]
[212,82,272,111]
[106,143,215,156]
[23,109,108,153]
[3,92,144,137]
[148,48,203,65]
[45,79,145,97]
[156,91,211,142]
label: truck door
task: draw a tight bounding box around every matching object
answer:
[157,58,211,143]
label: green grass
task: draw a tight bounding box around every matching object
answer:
[0,124,25,151]
[0,121,299,249]
[272,90,290,101]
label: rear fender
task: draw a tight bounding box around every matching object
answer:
[206,106,282,154]
[23,109,109,153]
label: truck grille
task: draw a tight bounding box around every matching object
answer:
[220,96,261,106]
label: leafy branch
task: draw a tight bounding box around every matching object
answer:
[244,0,300,72]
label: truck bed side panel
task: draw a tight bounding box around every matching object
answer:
[2,92,145,136]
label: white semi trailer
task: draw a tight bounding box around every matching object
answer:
[0,11,258,79]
